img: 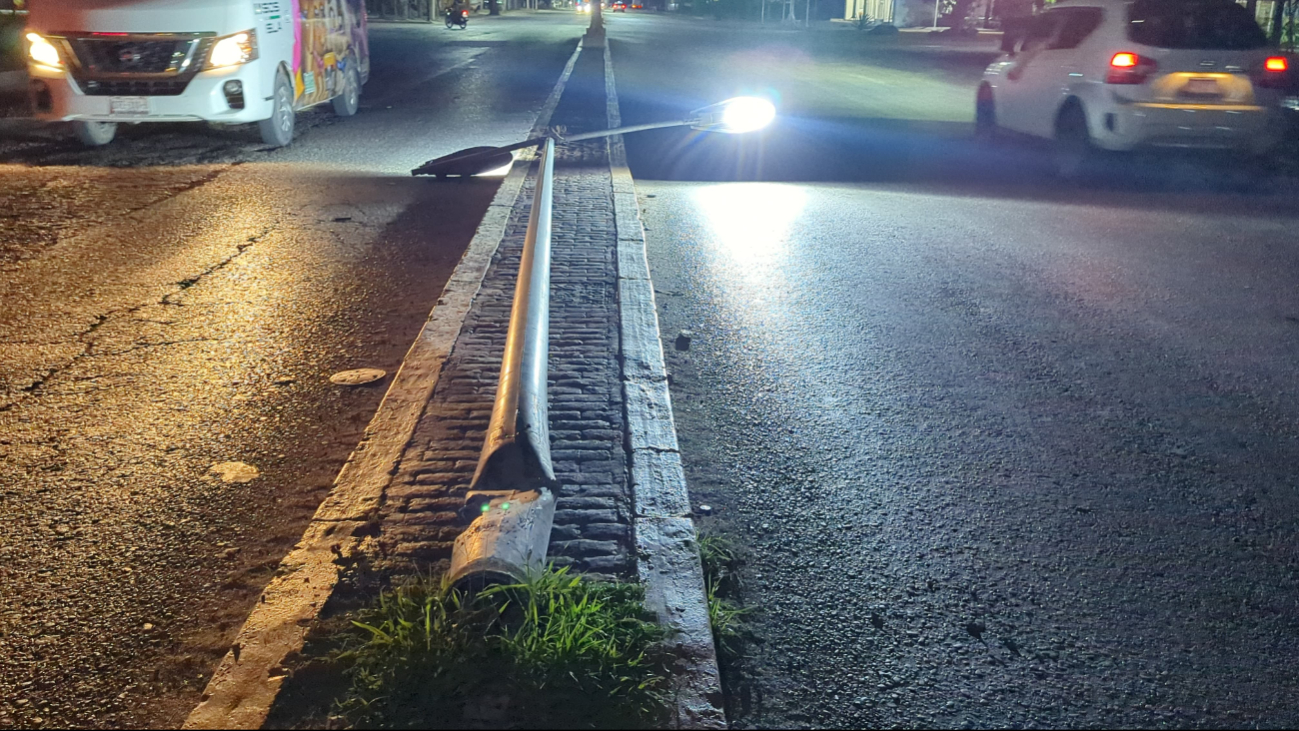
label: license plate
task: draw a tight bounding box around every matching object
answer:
[109,96,149,116]
[1183,78,1220,96]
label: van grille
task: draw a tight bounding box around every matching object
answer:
[55,33,211,98]
[70,38,196,74]
[80,78,192,97]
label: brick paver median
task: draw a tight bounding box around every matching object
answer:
[374,49,634,583]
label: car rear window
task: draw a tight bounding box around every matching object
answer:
[1049,7,1104,50]
[1127,0,1270,50]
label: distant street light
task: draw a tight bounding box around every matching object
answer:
[412,96,778,177]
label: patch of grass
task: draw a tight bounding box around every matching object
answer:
[698,533,751,661]
[333,566,670,730]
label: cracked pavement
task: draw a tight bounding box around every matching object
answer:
[0,13,587,728]
[0,161,477,730]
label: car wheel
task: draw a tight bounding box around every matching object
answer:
[257,71,295,148]
[1054,101,1094,181]
[974,85,997,143]
[72,121,117,147]
[332,65,360,118]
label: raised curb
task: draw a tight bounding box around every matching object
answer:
[182,40,585,731]
[603,39,728,730]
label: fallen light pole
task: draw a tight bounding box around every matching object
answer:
[416,97,776,590]
[446,138,558,589]
[412,97,777,178]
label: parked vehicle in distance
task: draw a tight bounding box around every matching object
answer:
[977,0,1289,176]
[24,0,370,148]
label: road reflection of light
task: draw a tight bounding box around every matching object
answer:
[696,182,804,268]
[695,183,806,330]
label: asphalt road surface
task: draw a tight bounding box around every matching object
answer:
[610,14,1299,730]
[0,12,585,728]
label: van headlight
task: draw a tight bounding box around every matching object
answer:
[207,30,258,69]
[26,33,63,69]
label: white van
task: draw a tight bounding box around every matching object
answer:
[24,0,370,147]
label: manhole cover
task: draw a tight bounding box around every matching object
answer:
[330,368,386,386]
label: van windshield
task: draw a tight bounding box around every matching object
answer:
[1128,0,1270,50]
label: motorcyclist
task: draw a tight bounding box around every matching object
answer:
[447,0,472,21]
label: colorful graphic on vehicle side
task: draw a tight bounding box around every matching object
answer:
[293,0,367,108]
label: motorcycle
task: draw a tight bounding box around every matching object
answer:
[445,8,468,28]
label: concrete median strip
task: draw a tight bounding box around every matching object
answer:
[183,41,585,731]
[604,39,727,731]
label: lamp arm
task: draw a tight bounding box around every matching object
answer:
[559,119,693,143]
[412,115,714,177]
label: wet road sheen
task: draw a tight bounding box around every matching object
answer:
[644,181,1299,728]
[0,13,585,728]
[614,13,1299,730]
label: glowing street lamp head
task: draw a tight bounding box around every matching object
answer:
[690,96,777,134]
[718,97,777,134]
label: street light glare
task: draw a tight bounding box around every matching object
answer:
[688,97,777,135]
[718,97,776,134]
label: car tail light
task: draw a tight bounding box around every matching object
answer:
[1106,52,1157,84]
[1256,55,1291,89]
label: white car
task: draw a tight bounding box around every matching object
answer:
[977,0,1291,175]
